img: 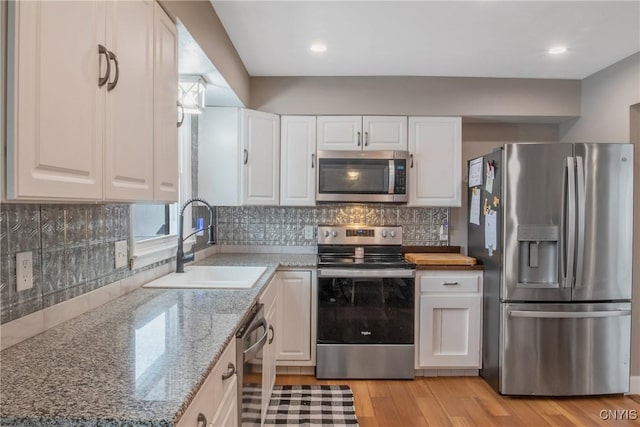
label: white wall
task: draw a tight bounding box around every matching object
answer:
[560,53,640,379]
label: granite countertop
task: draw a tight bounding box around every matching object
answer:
[0,253,316,427]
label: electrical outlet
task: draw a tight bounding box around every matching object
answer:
[114,240,128,269]
[304,225,315,240]
[16,252,33,292]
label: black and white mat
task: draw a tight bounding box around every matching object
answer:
[265,385,359,426]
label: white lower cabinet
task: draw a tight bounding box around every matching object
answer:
[275,271,312,363]
[176,339,237,427]
[416,270,483,369]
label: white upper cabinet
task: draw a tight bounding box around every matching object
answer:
[317,116,407,151]
[280,116,316,206]
[104,0,155,201]
[316,116,362,150]
[153,2,179,203]
[241,109,280,205]
[408,117,462,207]
[362,116,407,151]
[7,0,105,200]
[199,107,280,206]
[6,0,178,203]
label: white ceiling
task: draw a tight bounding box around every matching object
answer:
[211,0,640,80]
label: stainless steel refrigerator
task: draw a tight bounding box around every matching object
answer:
[468,143,633,396]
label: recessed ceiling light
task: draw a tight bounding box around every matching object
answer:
[310,43,327,53]
[548,46,567,55]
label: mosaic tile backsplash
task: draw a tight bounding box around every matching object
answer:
[215,205,449,247]
[0,204,155,325]
[1,202,447,325]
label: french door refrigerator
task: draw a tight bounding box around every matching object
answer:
[468,143,633,396]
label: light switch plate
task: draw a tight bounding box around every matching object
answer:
[114,240,128,269]
[16,251,33,292]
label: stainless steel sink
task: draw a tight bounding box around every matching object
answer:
[143,266,267,289]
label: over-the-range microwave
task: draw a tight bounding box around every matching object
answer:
[316,150,408,203]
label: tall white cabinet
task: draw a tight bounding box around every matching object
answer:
[199,108,280,206]
[7,0,105,200]
[153,2,179,202]
[408,117,462,207]
[317,116,407,151]
[6,0,178,203]
[104,0,155,201]
[280,116,316,206]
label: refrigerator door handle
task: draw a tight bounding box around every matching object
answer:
[508,309,631,319]
[574,156,586,289]
[564,157,576,288]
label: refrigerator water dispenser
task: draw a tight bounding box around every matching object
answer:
[517,225,559,286]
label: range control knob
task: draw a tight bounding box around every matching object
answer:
[331,230,338,237]
[390,230,397,238]
[323,230,330,238]
[381,230,388,238]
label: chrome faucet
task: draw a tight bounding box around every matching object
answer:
[176,197,215,273]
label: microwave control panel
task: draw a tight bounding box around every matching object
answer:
[394,160,407,194]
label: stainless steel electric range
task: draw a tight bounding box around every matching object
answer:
[316,225,416,379]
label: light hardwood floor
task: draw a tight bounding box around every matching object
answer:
[275,375,640,426]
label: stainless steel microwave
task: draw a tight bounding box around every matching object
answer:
[316,150,409,203]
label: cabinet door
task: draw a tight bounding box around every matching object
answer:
[419,294,481,368]
[276,271,312,362]
[408,117,462,206]
[241,109,280,205]
[362,116,407,151]
[280,116,316,206]
[104,0,154,201]
[7,1,104,200]
[153,3,178,202]
[316,116,362,151]
[210,375,238,427]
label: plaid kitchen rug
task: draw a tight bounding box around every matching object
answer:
[265,385,359,426]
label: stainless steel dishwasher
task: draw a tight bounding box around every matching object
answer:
[236,303,268,426]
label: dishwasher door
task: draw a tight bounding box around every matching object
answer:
[500,302,631,396]
[236,304,268,426]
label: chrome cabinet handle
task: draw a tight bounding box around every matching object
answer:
[410,154,414,168]
[98,44,110,87]
[268,325,275,344]
[107,50,119,91]
[364,131,369,146]
[357,131,361,147]
[443,282,459,286]
[177,101,185,128]
[244,149,249,165]
[221,362,236,380]
[197,413,207,427]
[311,153,315,168]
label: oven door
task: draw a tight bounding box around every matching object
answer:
[317,269,415,344]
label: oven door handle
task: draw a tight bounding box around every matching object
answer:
[318,268,415,278]
[243,317,269,362]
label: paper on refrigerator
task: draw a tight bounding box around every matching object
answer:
[469,188,481,225]
[469,157,483,187]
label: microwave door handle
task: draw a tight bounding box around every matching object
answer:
[388,160,395,194]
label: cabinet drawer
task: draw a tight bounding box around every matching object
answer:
[419,273,480,293]
[177,340,237,427]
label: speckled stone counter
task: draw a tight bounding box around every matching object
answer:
[0,253,316,426]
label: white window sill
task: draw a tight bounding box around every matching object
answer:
[131,234,195,270]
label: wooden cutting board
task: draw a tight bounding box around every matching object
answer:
[405,253,477,266]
